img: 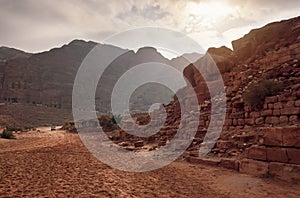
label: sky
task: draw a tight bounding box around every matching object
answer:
[0,0,299,57]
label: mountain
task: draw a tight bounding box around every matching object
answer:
[1,16,299,127]
[170,52,203,72]
[0,39,199,125]
[0,46,31,61]
[0,40,99,109]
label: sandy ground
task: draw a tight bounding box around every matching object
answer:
[0,128,300,197]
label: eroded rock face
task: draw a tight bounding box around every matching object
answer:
[177,17,300,170]
[232,16,300,63]
[207,46,236,73]
[0,40,98,108]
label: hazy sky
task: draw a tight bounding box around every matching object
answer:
[0,0,299,55]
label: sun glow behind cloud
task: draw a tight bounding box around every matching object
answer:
[179,1,238,52]
[186,1,234,24]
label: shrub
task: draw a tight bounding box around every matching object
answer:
[99,115,119,131]
[1,129,15,139]
[62,121,77,133]
[243,80,283,109]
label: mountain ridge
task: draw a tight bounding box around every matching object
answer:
[0,16,299,126]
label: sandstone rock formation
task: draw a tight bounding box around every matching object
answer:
[232,16,300,63]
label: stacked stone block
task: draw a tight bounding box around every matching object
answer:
[222,92,300,131]
[240,127,300,182]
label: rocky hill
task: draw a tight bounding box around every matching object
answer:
[162,16,300,154]
[232,16,300,63]
[0,39,200,126]
[97,16,300,182]
[0,46,31,61]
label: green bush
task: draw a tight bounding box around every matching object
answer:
[1,129,15,139]
[243,80,283,109]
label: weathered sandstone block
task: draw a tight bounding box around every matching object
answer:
[244,118,254,125]
[265,116,279,125]
[246,145,267,161]
[273,109,281,116]
[274,102,283,109]
[269,162,300,183]
[266,147,288,163]
[250,112,260,118]
[282,127,300,147]
[261,127,283,146]
[284,101,295,108]
[239,159,269,177]
[287,148,300,165]
[281,107,300,115]
[255,117,264,125]
[220,158,239,171]
[261,109,273,117]
[187,157,221,166]
[265,96,278,103]
[289,115,298,123]
[279,116,288,123]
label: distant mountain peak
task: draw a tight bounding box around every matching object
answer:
[0,46,31,60]
[68,39,97,46]
[136,46,158,53]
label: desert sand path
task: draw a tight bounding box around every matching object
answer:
[0,129,300,197]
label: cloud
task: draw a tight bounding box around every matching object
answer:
[117,4,170,21]
[0,0,299,53]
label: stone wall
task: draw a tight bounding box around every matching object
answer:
[194,90,300,133]
[240,127,300,182]
[225,92,300,129]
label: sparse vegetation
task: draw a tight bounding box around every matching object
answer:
[5,125,22,132]
[62,121,77,133]
[99,115,120,131]
[243,79,284,109]
[1,127,15,139]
